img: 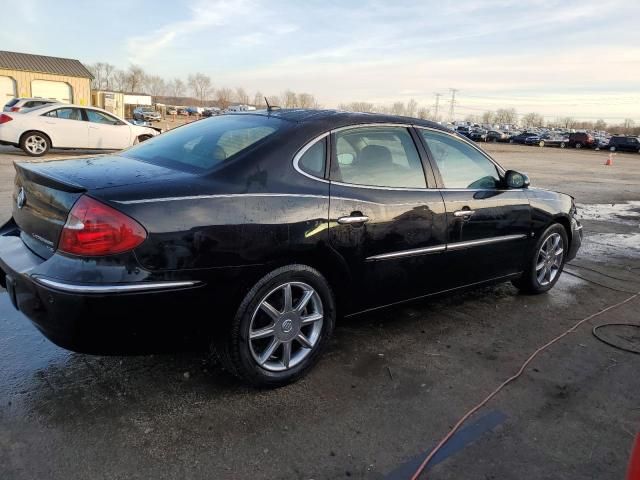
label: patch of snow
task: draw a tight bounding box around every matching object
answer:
[577,201,640,226]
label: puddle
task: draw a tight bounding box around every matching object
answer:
[577,201,640,226]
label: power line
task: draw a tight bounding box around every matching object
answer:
[434,93,442,119]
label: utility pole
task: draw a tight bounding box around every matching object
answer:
[449,88,458,121]
[434,93,442,121]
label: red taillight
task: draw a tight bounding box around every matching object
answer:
[58,196,147,256]
[10,107,20,112]
[0,114,13,124]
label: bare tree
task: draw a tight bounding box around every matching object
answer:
[168,78,185,99]
[216,87,234,109]
[125,65,147,93]
[88,62,105,90]
[282,90,298,108]
[266,95,281,107]
[103,63,115,90]
[417,107,431,120]
[559,117,576,129]
[188,73,213,106]
[253,91,265,108]
[521,112,544,128]
[111,70,128,92]
[481,111,496,125]
[494,108,518,125]
[594,119,607,131]
[146,75,167,97]
[391,102,405,116]
[338,102,374,113]
[298,93,316,108]
[406,99,418,118]
[623,118,635,129]
[235,87,249,105]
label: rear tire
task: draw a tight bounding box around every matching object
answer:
[20,131,50,157]
[575,142,583,149]
[512,224,568,294]
[213,264,336,388]
[609,146,616,152]
[539,141,545,147]
[560,142,566,148]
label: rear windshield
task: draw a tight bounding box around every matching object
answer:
[4,98,19,108]
[122,115,285,172]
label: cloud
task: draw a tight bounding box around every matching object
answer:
[125,0,254,64]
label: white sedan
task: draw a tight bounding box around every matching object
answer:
[0,104,160,156]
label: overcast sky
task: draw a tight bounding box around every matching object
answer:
[2,0,639,122]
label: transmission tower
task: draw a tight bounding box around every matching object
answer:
[449,88,459,121]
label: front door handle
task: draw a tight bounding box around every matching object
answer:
[338,215,369,225]
[453,209,475,217]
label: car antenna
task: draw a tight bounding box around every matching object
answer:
[264,96,280,112]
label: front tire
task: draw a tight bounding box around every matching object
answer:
[20,131,50,157]
[215,265,336,388]
[575,142,583,149]
[512,224,568,294]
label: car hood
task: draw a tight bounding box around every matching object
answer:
[18,154,195,191]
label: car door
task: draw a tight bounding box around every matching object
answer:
[40,107,88,148]
[417,127,531,285]
[84,109,132,149]
[327,124,449,311]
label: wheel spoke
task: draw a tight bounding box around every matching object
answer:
[259,338,280,365]
[260,301,280,321]
[295,289,314,314]
[301,312,323,325]
[296,333,313,349]
[537,266,547,283]
[283,283,293,311]
[536,260,545,271]
[281,341,292,368]
[250,326,275,340]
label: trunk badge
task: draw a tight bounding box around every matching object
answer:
[16,187,26,209]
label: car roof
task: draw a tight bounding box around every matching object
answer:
[236,108,451,132]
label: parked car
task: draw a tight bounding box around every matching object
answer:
[568,132,597,149]
[486,130,510,142]
[133,107,161,122]
[4,97,58,113]
[538,134,569,148]
[0,104,159,156]
[0,110,583,387]
[510,132,538,144]
[187,107,203,116]
[469,128,487,142]
[607,136,640,153]
[166,107,178,115]
[524,134,543,145]
[177,108,189,116]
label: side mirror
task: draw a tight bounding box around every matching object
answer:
[505,170,530,189]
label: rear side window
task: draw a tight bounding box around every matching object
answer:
[43,108,82,120]
[86,109,121,125]
[122,115,285,172]
[332,127,426,188]
[297,138,326,178]
[4,98,19,108]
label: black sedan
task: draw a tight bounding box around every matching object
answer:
[0,110,583,387]
[510,132,539,144]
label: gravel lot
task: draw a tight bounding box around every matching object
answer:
[0,142,639,479]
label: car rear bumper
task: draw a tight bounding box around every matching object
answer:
[0,221,212,354]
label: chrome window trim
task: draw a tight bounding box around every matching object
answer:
[34,277,201,293]
[413,125,507,177]
[292,131,331,183]
[365,234,527,261]
[292,122,432,191]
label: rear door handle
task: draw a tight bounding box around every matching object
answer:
[338,215,369,225]
[453,209,475,217]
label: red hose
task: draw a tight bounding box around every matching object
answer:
[411,292,639,480]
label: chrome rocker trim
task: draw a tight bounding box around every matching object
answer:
[366,234,527,261]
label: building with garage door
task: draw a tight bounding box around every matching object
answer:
[0,50,92,107]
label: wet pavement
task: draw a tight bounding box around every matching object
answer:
[1,144,639,479]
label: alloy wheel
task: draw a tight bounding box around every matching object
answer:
[248,281,324,372]
[536,233,564,286]
[25,135,47,154]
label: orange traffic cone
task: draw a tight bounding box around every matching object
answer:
[605,153,613,166]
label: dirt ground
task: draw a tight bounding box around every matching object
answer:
[0,142,639,479]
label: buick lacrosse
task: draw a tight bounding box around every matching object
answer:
[0,110,582,387]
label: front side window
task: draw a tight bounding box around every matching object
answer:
[43,108,82,121]
[297,138,326,178]
[420,129,501,189]
[122,114,285,172]
[332,127,426,188]
[86,109,120,125]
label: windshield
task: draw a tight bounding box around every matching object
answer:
[122,114,286,172]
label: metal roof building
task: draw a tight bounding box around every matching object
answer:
[0,50,93,107]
